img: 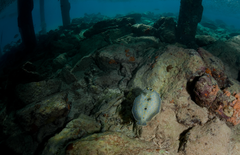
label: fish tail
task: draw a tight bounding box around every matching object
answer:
[137,121,147,126]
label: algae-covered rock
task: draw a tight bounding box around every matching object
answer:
[64,132,163,155]
[155,17,176,43]
[53,53,68,70]
[15,79,62,106]
[16,92,70,134]
[131,24,157,36]
[42,114,101,155]
[84,17,135,38]
[195,35,216,46]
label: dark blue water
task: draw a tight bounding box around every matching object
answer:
[0,0,240,51]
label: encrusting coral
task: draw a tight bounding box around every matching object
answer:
[227,93,240,125]
[194,74,240,126]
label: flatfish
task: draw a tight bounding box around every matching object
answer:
[132,87,161,126]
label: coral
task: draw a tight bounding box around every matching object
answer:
[129,56,135,62]
[67,104,71,110]
[108,59,117,64]
[151,63,156,69]
[125,49,130,57]
[205,68,212,76]
[166,65,173,72]
[223,89,231,97]
[144,28,150,34]
[227,93,240,125]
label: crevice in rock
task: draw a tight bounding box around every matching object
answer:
[34,122,69,155]
[237,70,240,82]
[186,76,201,102]
[177,127,193,153]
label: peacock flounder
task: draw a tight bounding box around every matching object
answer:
[132,87,161,126]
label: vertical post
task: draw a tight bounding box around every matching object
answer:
[40,0,46,34]
[0,31,2,57]
[17,0,37,51]
[60,0,71,27]
[176,0,203,49]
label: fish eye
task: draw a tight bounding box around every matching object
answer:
[147,98,151,101]
[144,108,147,110]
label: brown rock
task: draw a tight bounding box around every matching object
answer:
[180,117,231,155]
[65,132,163,155]
[140,103,187,154]
[177,99,208,127]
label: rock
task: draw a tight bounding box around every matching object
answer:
[16,92,70,142]
[76,34,108,62]
[60,68,77,84]
[229,33,240,37]
[93,70,123,88]
[53,53,68,70]
[177,99,208,127]
[155,17,176,43]
[179,117,231,155]
[124,13,142,23]
[230,142,240,155]
[200,22,218,30]
[216,28,226,34]
[49,40,74,53]
[194,75,219,107]
[0,106,6,124]
[71,18,84,25]
[64,132,161,155]
[197,47,230,88]
[42,114,101,155]
[94,44,139,71]
[153,17,165,29]
[140,103,187,154]
[131,24,157,36]
[6,133,38,155]
[206,36,240,80]
[71,54,94,73]
[22,61,37,71]
[230,124,240,155]
[128,45,206,93]
[10,61,41,84]
[115,35,160,49]
[84,17,135,38]
[0,111,21,140]
[195,35,216,46]
[227,78,240,94]
[15,79,62,105]
[67,92,94,118]
[91,88,124,116]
